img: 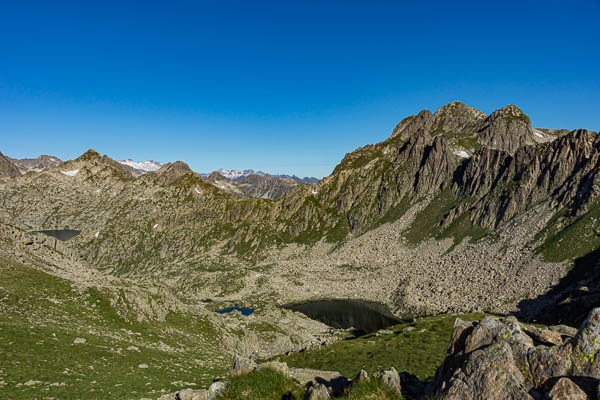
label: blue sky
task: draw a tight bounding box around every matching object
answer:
[1,1,598,177]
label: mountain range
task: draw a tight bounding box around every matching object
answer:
[200,168,319,184]
[0,154,317,200]
[1,101,600,399]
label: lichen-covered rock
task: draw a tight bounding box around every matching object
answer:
[571,308,600,378]
[431,310,600,399]
[443,341,532,400]
[547,377,589,400]
[527,345,572,388]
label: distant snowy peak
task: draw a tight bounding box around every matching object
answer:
[215,168,266,180]
[118,159,164,173]
[201,168,319,183]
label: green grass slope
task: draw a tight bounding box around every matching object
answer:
[274,313,486,383]
[0,258,230,400]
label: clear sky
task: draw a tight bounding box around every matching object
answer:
[1,1,599,177]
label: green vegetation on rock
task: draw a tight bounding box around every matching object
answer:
[536,201,600,262]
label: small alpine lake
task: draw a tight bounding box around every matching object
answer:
[216,306,255,316]
[34,229,81,241]
[285,299,402,335]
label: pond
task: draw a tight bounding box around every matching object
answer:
[216,306,255,316]
[285,299,402,335]
[35,229,81,241]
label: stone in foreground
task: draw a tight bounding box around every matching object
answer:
[430,308,600,399]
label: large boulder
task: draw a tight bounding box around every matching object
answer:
[430,309,600,399]
[547,377,589,400]
[375,367,402,396]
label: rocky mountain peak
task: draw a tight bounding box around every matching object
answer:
[76,149,102,162]
[143,161,193,186]
[489,104,528,120]
[478,105,534,154]
[158,161,192,174]
[391,101,488,140]
[208,171,227,180]
[391,109,434,138]
[432,101,487,133]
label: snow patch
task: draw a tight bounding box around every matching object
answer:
[214,168,265,180]
[118,159,164,173]
[311,189,318,195]
[454,150,470,158]
[153,224,158,229]
[194,187,201,194]
[94,231,99,238]
[60,169,79,177]
[533,129,545,138]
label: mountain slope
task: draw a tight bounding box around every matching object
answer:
[0,102,598,320]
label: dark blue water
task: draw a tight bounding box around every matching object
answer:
[286,299,401,334]
[216,307,254,316]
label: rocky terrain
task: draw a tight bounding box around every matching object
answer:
[2,102,597,318]
[155,309,600,399]
[1,101,599,399]
[429,309,600,399]
[205,171,306,200]
[0,152,22,178]
[7,154,63,174]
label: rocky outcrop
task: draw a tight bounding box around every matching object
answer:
[0,152,21,178]
[430,309,600,399]
[478,105,535,155]
[157,382,226,400]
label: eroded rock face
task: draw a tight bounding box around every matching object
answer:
[430,309,600,399]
